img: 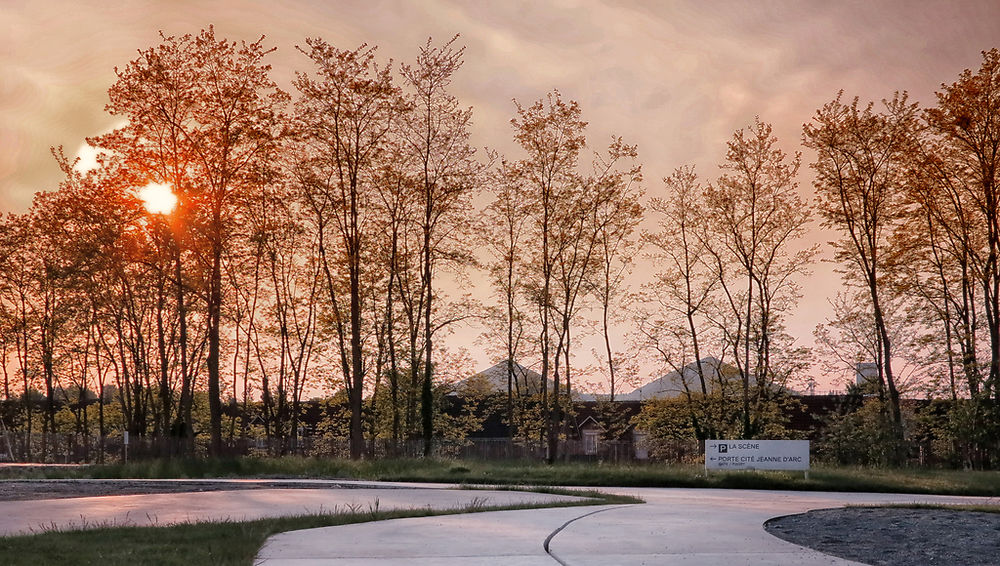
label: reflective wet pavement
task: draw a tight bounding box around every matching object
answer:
[1,480,991,565]
[257,486,991,566]
[0,480,581,535]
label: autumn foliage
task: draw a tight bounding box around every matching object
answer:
[0,30,998,468]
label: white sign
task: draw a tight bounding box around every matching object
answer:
[705,440,809,471]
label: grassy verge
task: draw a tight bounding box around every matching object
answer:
[4,457,1000,496]
[0,488,638,566]
[854,502,1000,513]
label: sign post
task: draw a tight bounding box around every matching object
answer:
[705,440,810,478]
[123,430,129,464]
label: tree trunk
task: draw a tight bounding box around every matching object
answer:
[349,257,365,459]
[207,245,223,457]
[421,219,434,457]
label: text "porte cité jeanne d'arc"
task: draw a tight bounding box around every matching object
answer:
[705,440,810,471]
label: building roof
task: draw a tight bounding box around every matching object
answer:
[451,360,550,396]
[618,357,738,401]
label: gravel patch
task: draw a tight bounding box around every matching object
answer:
[766,506,1000,566]
[0,480,352,501]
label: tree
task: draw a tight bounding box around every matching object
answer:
[399,36,480,456]
[640,166,721,440]
[0,213,40,458]
[644,167,716,394]
[508,91,641,461]
[233,180,322,453]
[510,91,587,461]
[919,49,1000,467]
[584,140,643,402]
[894,146,976,403]
[804,93,920,442]
[98,27,288,455]
[367,145,417,451]
[813,290,923,398]
[705,118,814,438]
[483,157,531,436]
[925,49,1000,400]
[293,40,405,459]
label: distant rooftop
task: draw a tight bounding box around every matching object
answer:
[452,360,547,396]
[618,357,738,401]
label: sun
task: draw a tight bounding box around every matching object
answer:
[138,182,177,215]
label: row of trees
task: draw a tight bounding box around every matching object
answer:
[634,48,1000,467]
[0,30,478,460]
[808,49,1000,466]
[637,120,814,443]
[0,29,643,462]
[0,27,996,466]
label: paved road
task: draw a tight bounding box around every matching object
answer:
[257,486,991,566]
[0,479,582,535]
[1,479,991,565]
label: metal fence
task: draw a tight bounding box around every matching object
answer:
[0,433,700,465]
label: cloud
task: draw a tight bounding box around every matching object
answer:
[1,0,997,386]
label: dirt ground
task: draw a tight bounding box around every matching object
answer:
[766,506,1000,566]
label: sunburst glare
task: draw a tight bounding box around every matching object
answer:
[138,182,177,215]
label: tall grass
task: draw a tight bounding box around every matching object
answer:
[4,457,1000,497]
[856,502,1000,513]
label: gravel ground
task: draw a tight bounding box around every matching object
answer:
[0,480,349,501]
[766,506,1000,566]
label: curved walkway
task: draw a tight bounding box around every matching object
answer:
[1,479,991,565]
[0,479,581,535]
[256,486,992,565]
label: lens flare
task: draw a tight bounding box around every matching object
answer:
[138,182,177,215]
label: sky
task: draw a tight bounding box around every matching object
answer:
[1,0,998,392]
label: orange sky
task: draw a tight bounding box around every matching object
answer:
[2,0,998,393]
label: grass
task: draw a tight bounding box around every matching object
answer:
[3,457,999,564]
[0,488,638,566]
[854,502,1000,514]
[4,456,1000,496]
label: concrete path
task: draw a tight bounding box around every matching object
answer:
[3,479,992,565]
[257,486,992,566]
[260,506,602,566]
[0,481,582,536]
